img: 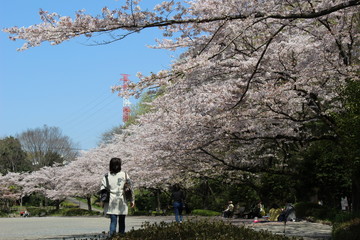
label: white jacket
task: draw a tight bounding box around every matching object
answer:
[100,171,133,215]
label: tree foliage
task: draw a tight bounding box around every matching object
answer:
[0,137,29,174]
[17,125,78,169]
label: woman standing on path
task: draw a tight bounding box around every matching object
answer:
[100,157,135,236]
[170,184,185,223]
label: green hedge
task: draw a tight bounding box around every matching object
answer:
[191,209,222,216]
[332,218,360,240]
[24,207,101,217]
[26,207,50,217]
[111,219,298,240]
[50,208,101,216]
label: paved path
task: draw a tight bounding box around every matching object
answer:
[0,216,332,240]
[0,216,173,240]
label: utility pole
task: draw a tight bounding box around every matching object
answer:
[121,74,131,123]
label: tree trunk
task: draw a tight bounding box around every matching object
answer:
[55,199,60,210]
[352,168,360,213]
[87,196,92,211]
[201,181,210,209]
[156,189,161,212]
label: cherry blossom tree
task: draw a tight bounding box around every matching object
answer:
[109,0,359,209]
[23,166,69,209]
[0,172,27,205]
[3,0,360,211]
[60,147,111,210]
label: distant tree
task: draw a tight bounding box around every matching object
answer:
[100,126,124,146]
[17,125,78,170]
[126,89,164,125]
[0,136,29,174]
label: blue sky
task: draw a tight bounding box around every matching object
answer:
[0,1,178,150]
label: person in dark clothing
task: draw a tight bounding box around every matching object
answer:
[170,184,185,223]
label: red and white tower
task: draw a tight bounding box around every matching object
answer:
[121,74,131,123]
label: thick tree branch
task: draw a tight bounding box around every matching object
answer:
[125,0,360,29]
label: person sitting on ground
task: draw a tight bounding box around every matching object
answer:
[23,210,30,217]
[268,204,282,221]
[278,203,296,222]
[258,201,266,216]
[223,201,235,218]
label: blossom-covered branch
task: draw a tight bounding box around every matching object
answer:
[3,0,359,51]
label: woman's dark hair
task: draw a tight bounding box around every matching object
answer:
[109,157,122,174]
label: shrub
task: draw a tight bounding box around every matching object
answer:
[294,202,321,219]
[191,209,222,216]
[332,211,357,224]
[332,218,360,240]
[294,202,355,223]
[294,202,338,222]
[49,208,101,216]
[24,207,101,217]
[111,219,298,240]
[26,207,49,217]
[0,211,8,217]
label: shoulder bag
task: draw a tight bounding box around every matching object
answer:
[123,172,133,202]
[99,174,110,203]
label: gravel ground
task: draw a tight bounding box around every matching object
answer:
[0,216,332,240]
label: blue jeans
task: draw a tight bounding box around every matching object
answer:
[109,214,126,235]
[173,201,183,222]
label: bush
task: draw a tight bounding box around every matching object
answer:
[294,202,321,219]
[111,219,298,240]
[191,209,222,216]
[333,218,360,240]
[49,208,101,216]
[0,211,9,217]
[24,207,101,217]
[294,202,339,222]
[332,211,357,224]
[26,207,49,217]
